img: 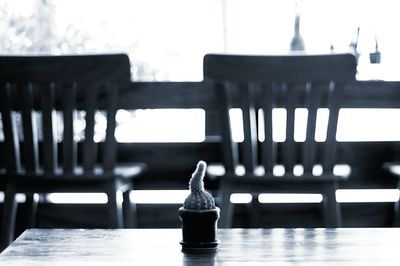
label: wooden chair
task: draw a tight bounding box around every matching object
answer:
[0,54,145,249]
[204,53,356,228]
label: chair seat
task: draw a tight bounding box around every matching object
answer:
[0,163,146,181]
[0,163,146,195]
[207,164,350,182]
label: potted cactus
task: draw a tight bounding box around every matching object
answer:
[179,160,220,251]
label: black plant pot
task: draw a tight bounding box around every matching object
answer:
[179,207,220,251]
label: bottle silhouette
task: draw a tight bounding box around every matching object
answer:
[369,34,381,64]
[290,12,305,51]
[349,26,360,63]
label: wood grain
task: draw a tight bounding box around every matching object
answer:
[1,228,400,265]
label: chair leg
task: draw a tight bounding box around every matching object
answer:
[323,182,341,228]
[122,190,137,228]
[394,200,400,227]
[250,194,262,228]
[218,180,234,228]
[25,193,39,228]
[106,185,123,229]
[395,181,400,226]
[1,184,18,251]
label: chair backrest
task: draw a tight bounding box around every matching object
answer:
[203,53,356,175]
[0,54,131,175]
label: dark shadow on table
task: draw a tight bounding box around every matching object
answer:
[182,250,217,266]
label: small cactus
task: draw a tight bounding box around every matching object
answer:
[183,160,216,210]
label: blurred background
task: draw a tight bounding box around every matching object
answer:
[2,0,400,81]
[2,0,400,232]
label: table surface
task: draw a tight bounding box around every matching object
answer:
[1,228,400,265]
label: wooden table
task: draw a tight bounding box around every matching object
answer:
[1,228,400,265]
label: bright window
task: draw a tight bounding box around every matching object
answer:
[1,0,400,81]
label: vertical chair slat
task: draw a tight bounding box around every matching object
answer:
[0,84,21,172]
[102,84,119,172]
[323,82,341,172]
[41,83,57,173]
[20,83,39,172]
[216,82,238,173]
[261,83,275,175]
[83,85,97,173]
[282,83,296,174]
[303,82,319,173]
[241,82,258,173]
[63,83,77,173]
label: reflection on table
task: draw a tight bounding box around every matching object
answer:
[1,228,400,265]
